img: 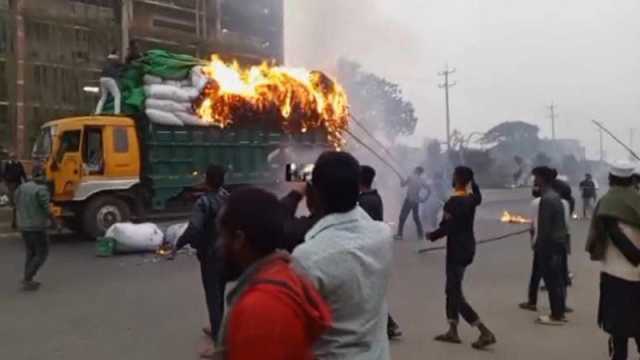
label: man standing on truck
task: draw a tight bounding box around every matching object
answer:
[172,164,228,358]
[3,152,27,230]
[15,165,52,291]
[94,50,123,115]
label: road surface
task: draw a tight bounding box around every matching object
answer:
[0,189,609,359]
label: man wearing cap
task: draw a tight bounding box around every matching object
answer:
[14,165,53,291]
[586,161,640,360]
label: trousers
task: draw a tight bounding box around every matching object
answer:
[397,198,423,237]
[200,257,226,342]
[538,248,567,319]
[95,77,121,115]
[445,263,480,325]
[7,181,19,228]
[22,231,49,282]
[609,336,640,360]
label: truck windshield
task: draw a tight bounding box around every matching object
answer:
[32,127,53,160]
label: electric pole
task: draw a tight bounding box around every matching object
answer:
[548,102,558,140]
[438,65,456,151]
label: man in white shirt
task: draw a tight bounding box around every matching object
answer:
[292,151,393,360]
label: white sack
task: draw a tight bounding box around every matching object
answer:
[164,222,188,247]
[105,222,164,253]
[163,80,184,88]
[145,98,192,113]
[145,108,184,126]
[143,74,163,85]
[190,66,209,92]
[144,84,200,102]
[175,111,207,126]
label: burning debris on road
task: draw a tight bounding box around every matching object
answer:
[500,211,532,224]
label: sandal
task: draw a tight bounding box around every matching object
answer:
[472,333,496,350]
[434,332,462,344]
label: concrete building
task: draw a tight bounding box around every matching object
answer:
[0,0,284,158]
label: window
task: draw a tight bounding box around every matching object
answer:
[55,130,81,163]
[113,127,129,153]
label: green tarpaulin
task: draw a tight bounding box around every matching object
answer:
[103,50,205,115]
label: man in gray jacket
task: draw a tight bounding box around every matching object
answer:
[15,165,52,291]
[292,151,393,360]
[531,166,570,325]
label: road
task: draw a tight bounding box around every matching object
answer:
[0,189,609,359]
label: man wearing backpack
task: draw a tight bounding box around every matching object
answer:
[173,165,228,358]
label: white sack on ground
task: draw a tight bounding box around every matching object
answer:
[145,108,184,126]
[176,111,208,126]
[144,84,200,102]
[164,222,188,247]
[145,98,192,113]
[191,66,209,92]
[105,222,164,253]
[143,74,163,85]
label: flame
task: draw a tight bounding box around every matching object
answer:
[196,55,349,148]
[500,211,532,224]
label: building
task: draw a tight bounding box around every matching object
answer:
[0,0,284,158]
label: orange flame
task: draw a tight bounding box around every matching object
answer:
[196,55,349,148]
[500,211,532,224]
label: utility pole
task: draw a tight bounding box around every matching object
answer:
[438,65,456,151]
[548,102,558,140]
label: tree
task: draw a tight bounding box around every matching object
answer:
[337,59,418,141]
[482,121,541,157]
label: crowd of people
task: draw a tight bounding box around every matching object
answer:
[7,147,640,359]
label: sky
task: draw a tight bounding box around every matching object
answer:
[284,0,640,161]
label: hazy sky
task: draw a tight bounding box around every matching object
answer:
[285,0,640,160]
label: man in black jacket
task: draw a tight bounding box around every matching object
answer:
[358,165,402,340]
[426,166,496,349]
[3,153,27,229]
[172,165,227,357]
[532,166,570,325]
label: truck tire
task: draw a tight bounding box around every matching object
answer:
[83,195,131,238]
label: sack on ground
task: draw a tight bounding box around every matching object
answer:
[105,222,164,253]
[145,108,184,126]
[164,222,188,247]
[145,98,192,113]
[144,84,200,102]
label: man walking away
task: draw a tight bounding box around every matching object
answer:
[395,166,429,240]
[358,165,402,340]
[4,152,27,229]
[173,165,228,358]
[292,151,393,360]
[531,167,570,325]
[95,50,123,115]
[580,173,598,219]
[426,166,496,350]
[15,165,51,291]
[216,187,332,360]
[586,161,640,360]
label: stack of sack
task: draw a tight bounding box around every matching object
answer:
[144,66,211,126]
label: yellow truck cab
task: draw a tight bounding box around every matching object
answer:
[33,114,326,238]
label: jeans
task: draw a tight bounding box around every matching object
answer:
[609,336,640,360]
[22,231,49,282]
[527,252,543,305]
[7,181,18,228]
[397,198,423,237]
[538,248,567,319]
[200,258,226,342]
[95,77,121,115]
[445,263,480,325]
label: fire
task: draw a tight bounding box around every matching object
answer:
[196,55,350,148]
[500,211,532,224]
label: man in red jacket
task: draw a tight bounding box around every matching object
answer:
[215,187,332,360]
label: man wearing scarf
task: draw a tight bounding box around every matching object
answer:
[586,161,640,360]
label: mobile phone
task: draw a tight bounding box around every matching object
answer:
[286,163,314,182]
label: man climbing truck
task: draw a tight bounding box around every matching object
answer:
[32,115,327,238]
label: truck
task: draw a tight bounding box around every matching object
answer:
[32,114,327,237]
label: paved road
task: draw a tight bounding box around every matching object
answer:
[0,190,609,359]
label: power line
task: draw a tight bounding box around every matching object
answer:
[438,64,456,151]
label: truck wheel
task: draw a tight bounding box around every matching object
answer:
[83,196,131,238]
